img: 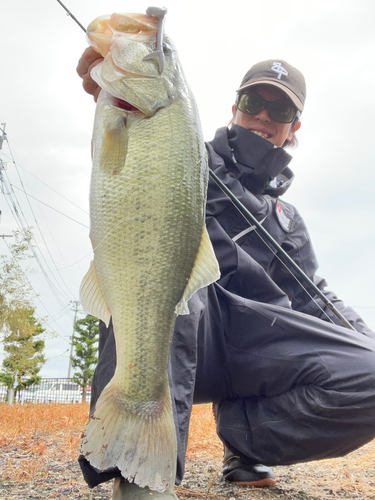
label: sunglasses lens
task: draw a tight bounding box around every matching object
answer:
[268,101,296,123]
[237,93,297,123]
[237,94,264,115]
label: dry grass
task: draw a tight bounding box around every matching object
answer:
[186,404,222,460]
[1,403,375,499]
[0,403,89,482]
[0,403,223,483]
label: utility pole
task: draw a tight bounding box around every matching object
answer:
[67,300,79,378]
[0,125,67,310]
[0,158,13,239]
[0,123,7,150]
[0,124,11,236]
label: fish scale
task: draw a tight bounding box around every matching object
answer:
[79,9,220,493]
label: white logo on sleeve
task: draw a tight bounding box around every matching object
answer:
[271,62,288,80]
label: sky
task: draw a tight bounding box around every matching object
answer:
[1,0,375,379]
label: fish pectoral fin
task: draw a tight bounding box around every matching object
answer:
[100,116,127,174]
[79,260,111,326]
[175,225,220,316]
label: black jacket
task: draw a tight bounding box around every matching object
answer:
[79,125,375,489]
[205,125,373,335]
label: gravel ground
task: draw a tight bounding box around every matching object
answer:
[1,444,375,500]
[1,403,375,500]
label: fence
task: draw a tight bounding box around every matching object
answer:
[0,378,91,404]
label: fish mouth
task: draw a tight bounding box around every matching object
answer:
[87,13,159,57]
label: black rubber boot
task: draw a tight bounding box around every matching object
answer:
[223,447,276,487]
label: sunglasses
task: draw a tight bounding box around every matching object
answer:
[236,93,300,124]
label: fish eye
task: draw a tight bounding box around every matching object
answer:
[162,42,169,53]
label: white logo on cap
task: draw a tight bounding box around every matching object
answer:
[271,62,288,80]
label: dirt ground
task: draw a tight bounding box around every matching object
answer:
[1,404,375,500]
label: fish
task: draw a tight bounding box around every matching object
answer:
[78,7,220,494]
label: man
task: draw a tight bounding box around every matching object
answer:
[77,52,375,500]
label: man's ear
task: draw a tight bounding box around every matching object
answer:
[287,120,301,141]
[293,121,301,133]
[230,105,237,126]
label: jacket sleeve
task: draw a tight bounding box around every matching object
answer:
[269,206,375,338]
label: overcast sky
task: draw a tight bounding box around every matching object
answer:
[1,0,374,379]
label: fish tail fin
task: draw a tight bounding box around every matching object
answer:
[80,379,177,493]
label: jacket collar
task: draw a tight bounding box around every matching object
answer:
[209,125,295,197]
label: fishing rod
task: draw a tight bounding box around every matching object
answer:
[209,169,355,331]
[56,0,86,32]
[55,0,356,331]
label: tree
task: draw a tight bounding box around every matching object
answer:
[0,229,34,336]
[0,305,46,400]
[71,314,99,402]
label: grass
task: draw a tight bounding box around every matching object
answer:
[0,403,88,482]
[1,403,375,499]
[0,403,222,483]
[186,405,222,459]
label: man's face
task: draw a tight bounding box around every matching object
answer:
[231,84,301,147]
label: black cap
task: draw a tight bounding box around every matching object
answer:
[237,60,306,112]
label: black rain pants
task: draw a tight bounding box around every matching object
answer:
[79,283,375,487]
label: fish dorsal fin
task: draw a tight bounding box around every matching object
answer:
[79,260,111,327]
[175,226,220,316]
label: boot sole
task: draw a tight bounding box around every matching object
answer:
[226,478,277,488]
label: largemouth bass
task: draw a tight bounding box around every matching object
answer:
[79,7,220,494]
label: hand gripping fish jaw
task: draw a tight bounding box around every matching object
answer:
[142,7,168,74]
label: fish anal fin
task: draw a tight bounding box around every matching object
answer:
[100,117,127,175]
[175,225,220,316]
[79,260,111,326]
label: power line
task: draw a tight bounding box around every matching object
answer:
[2,184,92,275]
[0,126,84,362]
[47,348,70,361]
[0,164,70,308]
[1,134,90,308]
[11,184,89,228]
[4,181,92,272]
[3,140,89,295]
[6,142,80,302]
[0,237,72,343]
[5,149,89,215]
[11,189,75,302]
[0,141,79,306]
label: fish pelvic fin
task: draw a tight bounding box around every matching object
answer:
[175,225,220,316]
[79,260,111,326]
[100,116,127,175]
[80,379,177,493]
